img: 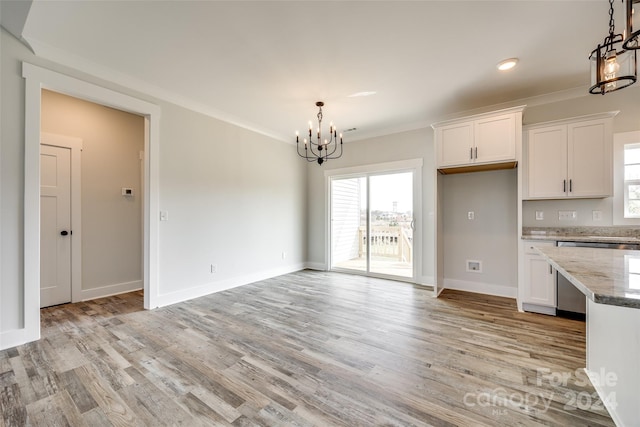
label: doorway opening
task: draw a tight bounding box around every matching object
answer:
[19,62,160,348]
[328,160,422,282]
[39,90,145,308]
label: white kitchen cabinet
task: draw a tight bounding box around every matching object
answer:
[525,113,616,199]
[522,240,556,314]
[434,106,524,171]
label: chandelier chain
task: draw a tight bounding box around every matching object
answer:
[609,0,615,37]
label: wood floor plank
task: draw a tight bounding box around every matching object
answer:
[0,270,615,426]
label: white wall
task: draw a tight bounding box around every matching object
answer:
[0,27,307,349]
[41,90,145,297]
[306,127,435,284]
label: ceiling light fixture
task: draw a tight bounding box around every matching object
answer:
[348,91,377,97]
[296,102,343,165]
[589,0,637,95]
[497,58,519,71]
[623,0,639,49]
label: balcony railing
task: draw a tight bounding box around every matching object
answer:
[358,225,412,262]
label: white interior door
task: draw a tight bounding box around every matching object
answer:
[40,144,72,307]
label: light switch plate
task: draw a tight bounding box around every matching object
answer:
[160,210,169,221]
[535,211,544,221]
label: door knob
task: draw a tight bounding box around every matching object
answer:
[60,230,69,236]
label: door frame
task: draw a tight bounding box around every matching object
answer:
[324,159,423,283]
[41,133,83,304]
[22,62,160,346]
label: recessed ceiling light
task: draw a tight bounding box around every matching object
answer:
[497,58,519,71]
[348,91,377,98]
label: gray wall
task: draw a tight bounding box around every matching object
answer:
[442,169,518,290]
[1,27,306,339]
[41,89,144,294]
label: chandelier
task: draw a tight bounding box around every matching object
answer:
[623,0,639,49]
[589,0,637,94]
[296,102,343,165]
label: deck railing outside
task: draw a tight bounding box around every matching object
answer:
[358,225,413,262]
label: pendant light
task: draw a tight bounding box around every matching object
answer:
[589,0,637,94]
[623,0,639,49]
[296,102,343,165]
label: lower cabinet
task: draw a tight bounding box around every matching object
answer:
[522,240,556,314]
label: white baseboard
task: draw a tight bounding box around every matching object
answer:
[304,262,327,271]
[155,263,306,308]
[442,278,517,299]
[0,328,40,351]
[585,368,624,427]
[80,280,143,301]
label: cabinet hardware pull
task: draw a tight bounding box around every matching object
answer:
[569,179,572,192]
[563,179,566,193]
[470,147,473,160]
[474,147,478,159]
[549,265,553,274]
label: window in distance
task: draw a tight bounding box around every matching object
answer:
[624,143,640,218]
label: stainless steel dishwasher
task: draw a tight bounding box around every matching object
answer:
[556,240,640,319]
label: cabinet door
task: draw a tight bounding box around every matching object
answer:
[568,118,612,198]
[527,125,568,198]
[474,113,516,164]
[523,255,556,307]
[522,242,556,307]
[436,121,474,168]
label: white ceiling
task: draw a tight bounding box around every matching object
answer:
[2,1,625,142]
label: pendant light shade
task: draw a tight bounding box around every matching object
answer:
[623,0,639,49]
[589,0,637,95]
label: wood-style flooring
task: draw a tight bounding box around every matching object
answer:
[1,270,614,426]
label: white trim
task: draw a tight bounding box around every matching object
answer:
[304,262,327,271]
[325,158,423,283]
[442,278,517,299]
[41,132,83,303]
[13,62,161,350]
[155,264,306,307]
[80,280,142,301]
[324,158,423,179]
[613,131,640,226]
[431,105,526,129]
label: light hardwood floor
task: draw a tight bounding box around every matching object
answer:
[1,270,613,426]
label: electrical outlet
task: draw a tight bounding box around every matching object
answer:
[535,211,544,221]
[558,210,577,221]
[467,211,475,220]
[466,260,482,273]
[593,210,603,221]
[210,264,217,274]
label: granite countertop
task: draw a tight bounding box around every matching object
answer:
[535,246,640,309]
[522,226,640,244]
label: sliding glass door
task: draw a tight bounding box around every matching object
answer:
[331,171,414,280]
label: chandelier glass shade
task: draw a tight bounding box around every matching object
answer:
[589,0,637,94]
[623,0,639,49]
[296,102,343,165]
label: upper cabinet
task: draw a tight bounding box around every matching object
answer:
[433,106,525,174]
[524,112,617,199]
